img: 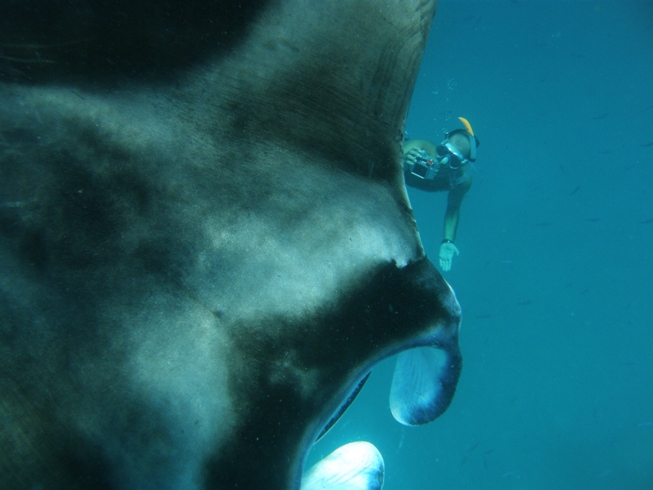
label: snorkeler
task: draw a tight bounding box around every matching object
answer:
[402,117,479,272]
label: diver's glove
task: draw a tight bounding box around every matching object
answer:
[439,240,459,272]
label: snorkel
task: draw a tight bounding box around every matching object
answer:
[458,116,475,136]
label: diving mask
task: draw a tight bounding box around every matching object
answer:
[435,141,470,170]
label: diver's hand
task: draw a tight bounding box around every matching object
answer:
[439,241,459,272]
[402,148,428,169]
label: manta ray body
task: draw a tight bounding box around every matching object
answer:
[0,1,461,488]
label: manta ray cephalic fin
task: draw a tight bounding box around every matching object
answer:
[301,441,384,490]
[390,344,463,426]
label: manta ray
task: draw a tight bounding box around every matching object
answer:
[0,0,462,488]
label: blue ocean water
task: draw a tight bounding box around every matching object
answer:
[309,1,653,488]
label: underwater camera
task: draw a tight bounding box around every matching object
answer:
[410,153,438,179]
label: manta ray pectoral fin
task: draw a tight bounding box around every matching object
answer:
[389,343,463,426]
[301,441,384,490]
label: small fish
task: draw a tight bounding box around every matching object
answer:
[466,442,480,453]
[640,218,653,224]
[641,141,653,147]
[535,221,552,227]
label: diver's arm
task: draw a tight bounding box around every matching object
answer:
[442,203,460,243]
[439,178,469,272]
[442,175,471,242]
[403,139,438,157]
